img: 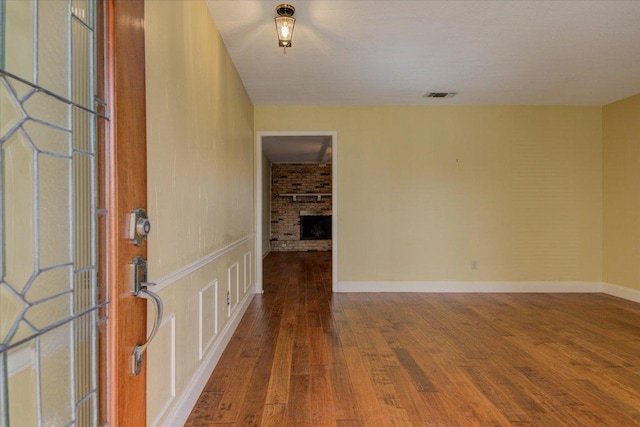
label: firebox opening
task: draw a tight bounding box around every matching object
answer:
[300,213,332,240]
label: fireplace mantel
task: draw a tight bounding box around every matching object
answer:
[280,193,332,201]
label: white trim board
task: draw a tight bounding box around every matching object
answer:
[151,235,254,292]
[336,281,640,302]
[158,288,255,427]
[603,282,640,303]
[335,281,604,293]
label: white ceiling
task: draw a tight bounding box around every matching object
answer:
[206,0,640,106]
[263,135,332,163]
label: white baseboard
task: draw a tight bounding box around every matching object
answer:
[159,290,255,427]
[603,282,640,303]
[335,281,603,293]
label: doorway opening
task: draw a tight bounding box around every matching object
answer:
[255,131,338,293]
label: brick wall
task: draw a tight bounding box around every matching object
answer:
[271,163,332,252]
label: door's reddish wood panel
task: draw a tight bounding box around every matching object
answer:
[106,0,149,425]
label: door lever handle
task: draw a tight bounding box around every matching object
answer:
[132,286,163,376]
[129,256,164,376]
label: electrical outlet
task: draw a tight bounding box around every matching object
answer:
[226,290,230,306]
[471,260,477,270]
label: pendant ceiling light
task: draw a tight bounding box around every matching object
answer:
[275,4,296,54]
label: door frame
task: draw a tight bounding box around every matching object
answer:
[254,131,338,292]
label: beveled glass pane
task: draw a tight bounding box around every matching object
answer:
[97,319,108,425]
[23,91,71,130]
[96,115,107,209]
[25,265,72,303]
[74,311,94,400]
[74,153,93,270]
[3,0,36,83]
[2,131,35,291]
[97,213,107,307]
[73,106,93,153]
[1,1,104,423]
[24,292,72,330]
[5,75,36,101]
[76,394,94,427]
[39,153,72,268]
[1,0,104,423]
[7,320,38,345]
[72,0,91,26]
[7,341,38,427]
[37,0,71,98]
[23,119,72,156]
[41,322,74,426]
[0,78,24,139]
[74,269,94,314]
[72,17,92,109]
[0,283,27,343]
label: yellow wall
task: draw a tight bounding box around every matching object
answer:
[256,106,603,283]
[145,1,254,277]
[603,94,640,291]
[144,0,254,424]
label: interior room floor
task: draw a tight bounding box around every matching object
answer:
[185,251,640,426]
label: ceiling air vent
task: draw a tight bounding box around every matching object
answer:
[423,92,458,98]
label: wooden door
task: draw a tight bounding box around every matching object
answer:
[1,0,149,425]
[106,0,150,425]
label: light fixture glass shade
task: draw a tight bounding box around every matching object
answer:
[275,16,295,48]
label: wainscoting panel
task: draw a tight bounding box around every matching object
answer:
[244,252,252,294]
[160,291,254,427]
[228,262,239,316]
[198,280,218,360]
[149,314,176,427]
[148,238,255,427]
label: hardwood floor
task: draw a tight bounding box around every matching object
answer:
[185,251,640,426]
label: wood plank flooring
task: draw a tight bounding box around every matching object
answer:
[185,251,640,426]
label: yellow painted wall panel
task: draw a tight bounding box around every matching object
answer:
[145,0,254,279]
[256,106,603,282]
[603,94,640,290]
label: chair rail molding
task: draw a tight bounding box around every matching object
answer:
[152,235,254,292]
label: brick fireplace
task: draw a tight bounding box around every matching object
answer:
[271,163,332,252]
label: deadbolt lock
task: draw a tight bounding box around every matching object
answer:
[129,208,150,246]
